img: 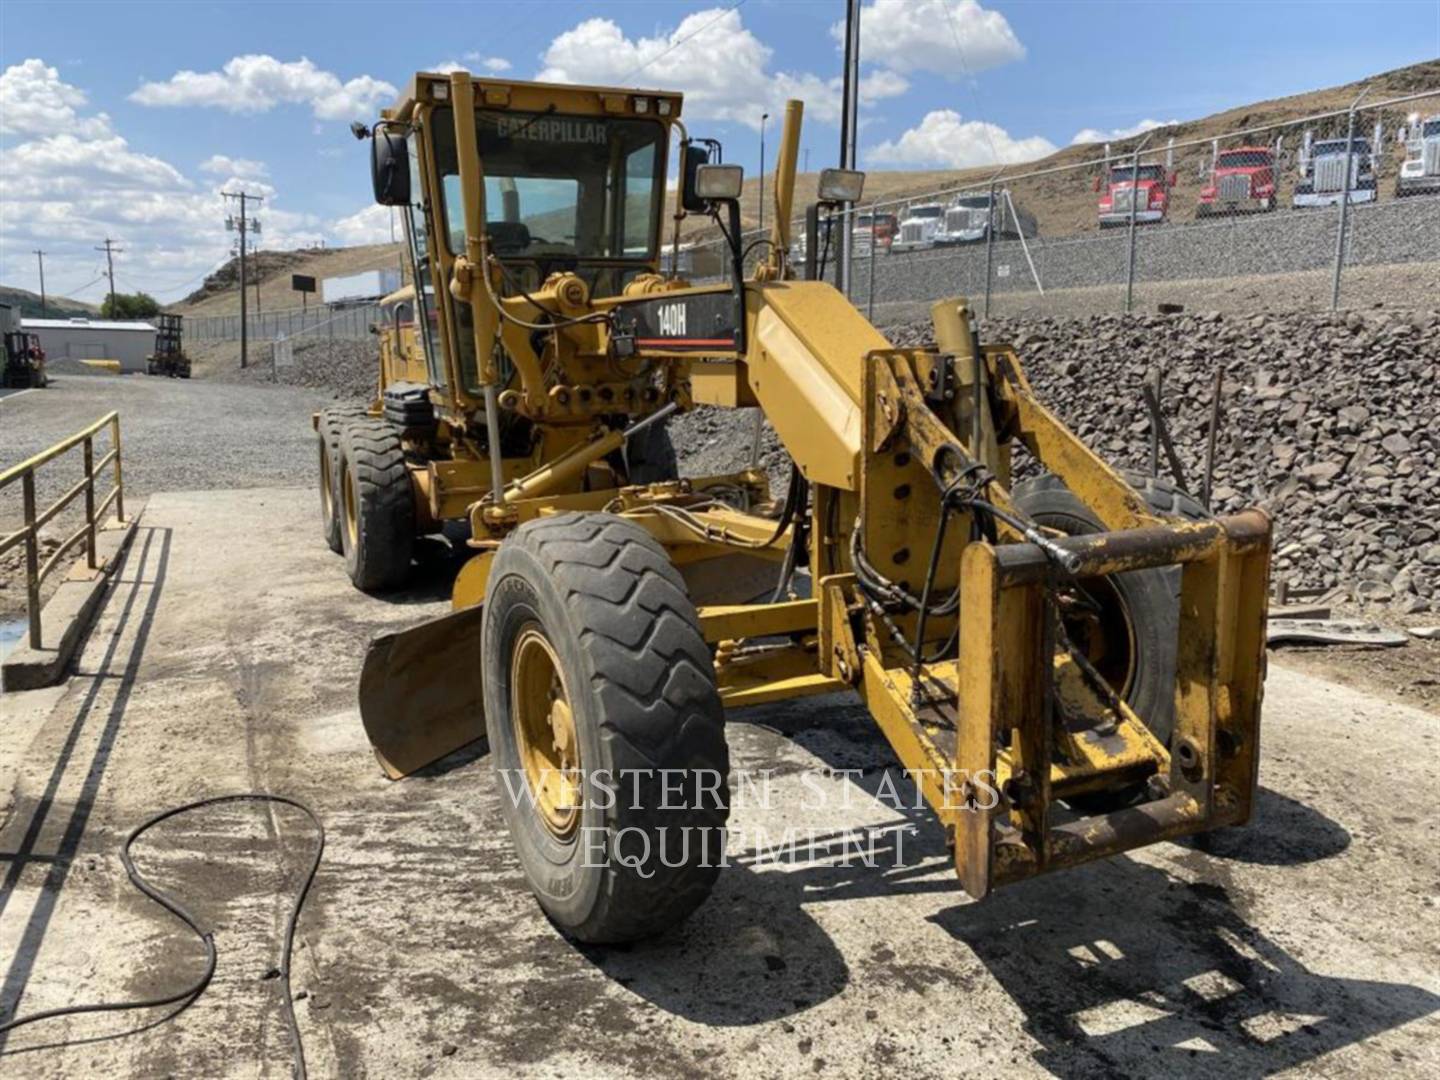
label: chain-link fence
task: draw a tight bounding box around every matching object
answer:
[677,87,1439,324]
[186,302,381,343]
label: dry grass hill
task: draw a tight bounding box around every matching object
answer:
[164,58,1437,317]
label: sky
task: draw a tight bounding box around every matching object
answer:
[1,0,1437,305]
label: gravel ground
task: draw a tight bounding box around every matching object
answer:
[0,368,336,617]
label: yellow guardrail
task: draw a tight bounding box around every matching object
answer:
[0,411,124,650]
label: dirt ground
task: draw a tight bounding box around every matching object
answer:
[1,487,1437,1078]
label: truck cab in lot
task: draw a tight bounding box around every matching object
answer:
[1097,162,1175,227]
[935,191,1039,245]
[1196,147,1277,216]
[1396,115,1440,197]
[1292,137,1377,207]
[890,203,945,252]
[851,210,898,257]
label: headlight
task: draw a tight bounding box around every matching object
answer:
[695,163,744,200]
[818,168,866,203]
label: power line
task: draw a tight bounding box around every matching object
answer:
[617,0,748,83]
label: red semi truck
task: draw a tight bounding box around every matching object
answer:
[1196,146,1278,216]
[1096,162,1176,227]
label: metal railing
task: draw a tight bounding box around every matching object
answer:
[0,412,124,649]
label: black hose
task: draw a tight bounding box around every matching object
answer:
[0,794,323,1079]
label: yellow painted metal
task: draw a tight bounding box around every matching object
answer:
[698,598,816,645]
[761,99,803,279]
[716,645,846,709]
[451,551,495,610]
[511,624,582,839]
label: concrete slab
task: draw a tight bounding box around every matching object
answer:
[0,487,1436,1077]
[2,513,140,692]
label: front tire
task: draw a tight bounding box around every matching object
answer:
[482,512,729,943]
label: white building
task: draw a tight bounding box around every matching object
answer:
[22,317,158,374]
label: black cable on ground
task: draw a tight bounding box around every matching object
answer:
[0,794,324,1079]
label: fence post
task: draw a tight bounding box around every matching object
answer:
[22,472,41,648]
[112,415,125,523]
[983,180,997,318]
[1330,93,1364,310]
[83,435,96,570]
[1124,141,1142,313]
[867,199,877,322]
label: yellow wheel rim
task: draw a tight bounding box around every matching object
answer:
[510,624,582,840]
[319,441,334,521]
[342,461,359,550]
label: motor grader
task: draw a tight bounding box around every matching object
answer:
[317,70,1271,943]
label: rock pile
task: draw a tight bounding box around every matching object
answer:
[885,307,1440,612]
[672,306,1438,612]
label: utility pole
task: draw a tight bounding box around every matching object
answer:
[223,190,264,369]
[32,250,47,314]
[837,0,861,294]
[759,112,770,233]
[95,238,123,317]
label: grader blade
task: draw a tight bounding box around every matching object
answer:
[359,605,487,779]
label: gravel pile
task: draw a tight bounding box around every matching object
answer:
[211,339,377,403]
[886,307,1440,612]
[669,307,1439,614]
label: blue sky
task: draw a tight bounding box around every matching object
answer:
[1,0,1437,303]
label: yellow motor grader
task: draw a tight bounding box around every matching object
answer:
[318,70,1271,943]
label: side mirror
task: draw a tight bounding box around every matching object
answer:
[818,167,866,204]
[1169,171,1178,188]
[680,143,711,213]
[371,128,411,207]
[694,163,744,202]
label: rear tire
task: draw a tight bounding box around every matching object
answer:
[482,512,729,943]
[338,416,414,591]
[318,406,366,554]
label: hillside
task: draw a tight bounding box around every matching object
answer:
[172,57,1438,315]
[171,243,406,318]
[709,57,1440,240]
[0,285,97,319]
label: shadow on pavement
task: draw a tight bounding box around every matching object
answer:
[932,860,1438,1077]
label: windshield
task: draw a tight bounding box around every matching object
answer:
[1422,120,1440,138]
[910,206,943,218]
[954,196,991,209]
[432,108,666,263]
[1313,139,1371,156]
[1111,165,1164,182]
[1217,151,1270,168]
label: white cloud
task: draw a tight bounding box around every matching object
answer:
[865,109,1056,169]
[0,58,112,138]
[1,60,325,305]
[537,8,906,131]
[463,53,512,73]
[130,55,396,121]
[1071,118,1180,146]
[199,154,268,178]
[835,1,1025,78]
[330,204,398,246]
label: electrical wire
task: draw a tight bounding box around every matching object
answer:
[0,794,323,1079]
[617,0,750,83]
